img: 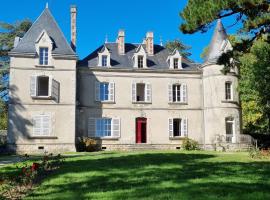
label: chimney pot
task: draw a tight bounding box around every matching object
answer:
[117,29,125,54]
[146,31,154,55]
[70,5,77,51]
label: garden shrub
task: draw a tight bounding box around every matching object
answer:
[182,137,199,150]
[76,137,101,152]
[249,147,270,159]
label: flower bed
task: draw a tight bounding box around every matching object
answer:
[0,153,64,200]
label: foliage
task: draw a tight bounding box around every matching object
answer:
[182,137,199,150]
[76,137,101,152]
[249,147,270,159]
[165,39,191,57]
[0,99,8,130]
[239,38,270,133]
[0,153,64,200]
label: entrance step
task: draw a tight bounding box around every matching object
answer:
[126,144,157,151]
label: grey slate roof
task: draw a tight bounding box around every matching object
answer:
[79,43,199,70]
[10,8,77,58]
[205,19,228,63]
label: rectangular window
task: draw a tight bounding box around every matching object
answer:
[37,76,49,96]
[33,115,50,136]
[138,56,144,68]
[172,84,181,102]
[225,118,234,135]
[96,118,112,137]
[173,118,181,137]
[102,55,107,67]
[225,82,232,100]
[99,82,109,101]
[169,118,188,137]
[173,58,178,69]
[39,47,48,65]
[136,83,145,101]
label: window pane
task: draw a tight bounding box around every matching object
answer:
[102,55,107,66]
[37,76,49,96]
[100,83,109,101]
[225,82,232,100]
[95,118,112,137]
[172,84,181,102]
[136,83,145,101]
[138,56,143,68]
[173,58,178,69]
[39,47,49,65]
[173,118,181,137]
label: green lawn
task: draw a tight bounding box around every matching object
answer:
[1,151,270,200]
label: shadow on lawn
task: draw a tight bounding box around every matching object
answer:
[26,152,270,200]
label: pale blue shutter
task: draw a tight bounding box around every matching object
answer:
[181,118,188,137]
[169,118,173,137]
[95,81,100,101]
[88,118,96,137]
[109,82,115,102]
[146,83,151,103]
[181,83,187,103]
[168,84,173,102]
[132,83,136,102]
[112,118,120,138]
[52,79,60,103]
[30,76,37,97]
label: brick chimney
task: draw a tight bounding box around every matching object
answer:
[146,31,154,56]
[70,5,77,51]
[117,30,125,55]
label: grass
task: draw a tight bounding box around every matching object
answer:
[1,151,270,200]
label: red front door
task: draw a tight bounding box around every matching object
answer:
[136,118,147,143]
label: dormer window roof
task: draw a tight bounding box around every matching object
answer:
[167,49,182,69]
[133,44,147,68]
[98,45,111,67]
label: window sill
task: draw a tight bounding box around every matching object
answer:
[32,96,52,100]
[221,100,238,104]
[98,101,115,104]
[132,102,152,104]
[28,136,58,139]
[35,65,54,68]
[169,102,188,105]
[169,136,186,140]
[100,137,120,140]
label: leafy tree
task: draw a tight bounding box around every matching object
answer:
[239,38,270,133]
[165,39,191,57]
[0,20,31,129]
[180,0,270,134]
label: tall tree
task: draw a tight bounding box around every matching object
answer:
[0,20,31,129]
[180,0,270,134]
[165,39,191,57]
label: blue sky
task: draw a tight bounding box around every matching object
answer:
[1,0,238,63]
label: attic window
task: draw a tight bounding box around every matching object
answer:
[138,56,144,68]
[39,47,48,65]
[173,58,178,69]
[102,55,108,67]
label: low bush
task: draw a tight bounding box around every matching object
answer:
[76,137,101,152]
[182,137,199,150]
[249,147,270,159]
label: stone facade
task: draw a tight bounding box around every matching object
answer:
[7,7,243,153]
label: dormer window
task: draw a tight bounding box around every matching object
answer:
[133,45,147,69]
[102,55,108,67]
[173,58,178,69]
[138,56,144,68]
[98,45,111,67]
[167,49,182,69]
[39,47,49,65]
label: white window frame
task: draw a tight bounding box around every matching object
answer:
[168,83,187,103]
[138,55,144,68]
[95,81,115,102]
[88,117,121,138]
[101,55,108,67]
[169,118,188,138]
[132,82,151,103]
[30,75,59,101]
[225,81,233,100]
[39,47,49,66]
[32,114,51,136]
